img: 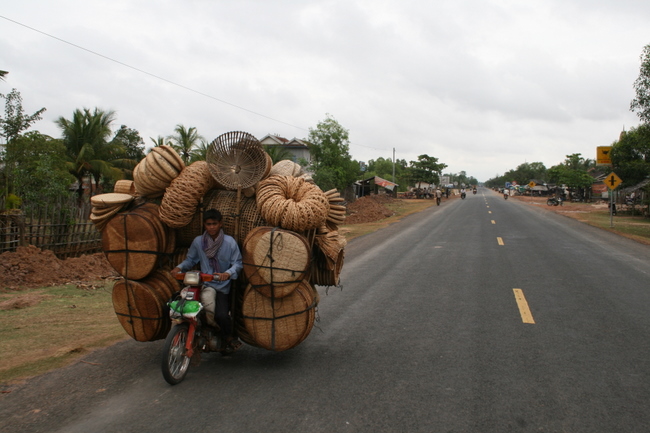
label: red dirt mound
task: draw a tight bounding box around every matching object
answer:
[0,245,117,291]
[345,194,395,224]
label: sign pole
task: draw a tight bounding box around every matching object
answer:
[610,190,614,228]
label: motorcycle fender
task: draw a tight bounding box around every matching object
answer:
[185,322,197,358]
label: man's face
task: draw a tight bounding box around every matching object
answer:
[204,218,223,237]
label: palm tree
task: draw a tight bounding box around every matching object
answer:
[191,140,210,162]
[149,135,171,148]
[167,125,205,165]
[0,70,8,81]
[263,144,293,164]
[56,108,120,199]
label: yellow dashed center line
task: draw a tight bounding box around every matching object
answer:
[491,220,496,224]
[488,211,492,214]
[497,237,504,245]
[513,289,535,324]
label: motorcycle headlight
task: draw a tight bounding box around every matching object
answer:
[184,271,201,286]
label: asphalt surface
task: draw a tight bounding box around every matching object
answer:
[2,188,650,432]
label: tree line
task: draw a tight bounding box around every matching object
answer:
[1,90,474,210]
[486,43,650,194]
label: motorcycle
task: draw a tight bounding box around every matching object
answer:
[504,193,508,200]
[547,197,563,206]
[460,192,466,199]
[472,189,477,195]
[162,271,233,385]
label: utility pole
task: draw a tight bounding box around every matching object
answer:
[392,147,395,183]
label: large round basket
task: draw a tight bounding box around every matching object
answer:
[112,278,169,342]
[102,204,167,280]
[242,226,311,298]
[239,281,317,351]
[206,131,268,189]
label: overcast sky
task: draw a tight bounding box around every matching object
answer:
[1,0,648,181]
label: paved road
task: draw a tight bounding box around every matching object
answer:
[2,188,650,432]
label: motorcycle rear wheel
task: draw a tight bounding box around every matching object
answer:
[547,199,555,206]
[162,323,192,385]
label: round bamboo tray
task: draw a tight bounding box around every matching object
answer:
[242,227,310,298]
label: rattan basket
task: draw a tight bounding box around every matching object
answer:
[206,131,269,189]
[203,188,266,243]
[269,159,302,177]
[256,175,329,232]
[102,204,168,280]
[242,227,311,298]
[160,161,215,229]
[239,281,317,351]
[112,278,169,342]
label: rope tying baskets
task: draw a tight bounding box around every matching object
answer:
[206,131,269,189]
[242,226,311,298]
[160,161,215,229]
[256,175,330,232]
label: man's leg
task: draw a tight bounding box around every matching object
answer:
[214,290,232,338]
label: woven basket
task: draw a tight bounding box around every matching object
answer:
[113,180,137,195]
[175,211,203,248]
[256,175,329,232]
[102,204,167,280]
[160,161,215,229]
[242,227,310,298]
[310,244,344,287]
[206,131,269,189]
[269,160,302,177]
[239,281,317,351]
[112,278,168,342]
[203,189,266,243]
[132,158,168,198]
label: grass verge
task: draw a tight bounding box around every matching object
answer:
[0,282,126,385]
[559,209,650,245]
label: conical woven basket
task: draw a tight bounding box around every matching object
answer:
[206,131,269,189]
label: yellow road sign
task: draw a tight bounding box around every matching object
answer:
[597,146,612,165]
[528,181,536,188]
[605,172,622,190]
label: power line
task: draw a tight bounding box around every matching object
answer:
[0,15,307,131]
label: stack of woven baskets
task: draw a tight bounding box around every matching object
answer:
[91,132,347,351]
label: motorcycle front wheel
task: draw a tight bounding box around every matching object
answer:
[547,199,554,206]
[162,323,192,385]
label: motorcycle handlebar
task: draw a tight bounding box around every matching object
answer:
[173,272,214,283]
